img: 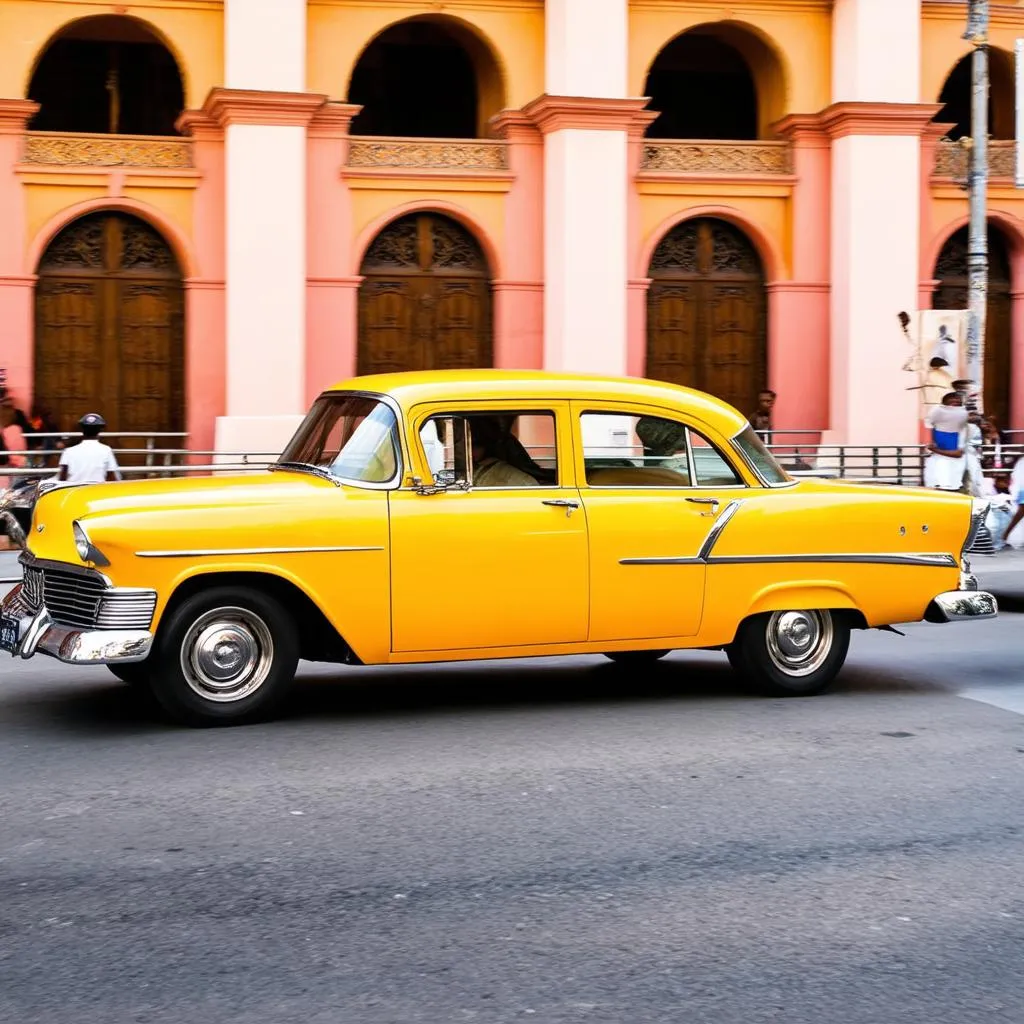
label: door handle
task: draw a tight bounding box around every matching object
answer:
[542,498,580,517]
[686,496,719,516]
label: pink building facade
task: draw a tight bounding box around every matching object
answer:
[1,0,1023,455]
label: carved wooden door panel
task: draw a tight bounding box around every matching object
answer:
[358,213,492,376]
[34,212,184,441]
[646,217,766,417]
[933,227,1012,427]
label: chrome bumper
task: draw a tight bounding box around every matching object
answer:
[924,589,998,623]
[0,583,153,664]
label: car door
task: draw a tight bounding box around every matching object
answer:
[388,401,589,653]
[573,402,749,642]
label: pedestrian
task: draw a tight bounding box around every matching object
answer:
[748,389,776,441]
[923,391,968,492]
[981,472,1016,552]
[57,413,121,484]
[1002,456,1024,548]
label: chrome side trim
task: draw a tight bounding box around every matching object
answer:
[706,552,958,568]
[135,545,384,558]
[619,499,743,566]
[697,500,743,560]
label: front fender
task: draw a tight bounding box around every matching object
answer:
[742,580,860,621]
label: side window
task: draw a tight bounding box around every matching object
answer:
[579,413,744,488]
[689,429,742,486]
[419,411,558,489]
[581,412,691,486]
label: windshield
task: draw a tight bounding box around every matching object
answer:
[731,425,791,485]
[278,395,401,485]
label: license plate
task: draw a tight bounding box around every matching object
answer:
[0,615,18,654]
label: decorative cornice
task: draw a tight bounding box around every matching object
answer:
[772,112,829,145]
[176,108,222,141]
[924,120,958,144]
[522,95,657,135]
[819,102,945,139]
[309,103,363,139]
[490,110,542,144]
[202,88,328,129]
[0,99,40,135]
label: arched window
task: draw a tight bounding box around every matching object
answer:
[936,49,1015,141]
[348,18,504,139]
[28,15,184,136]
[643,24,785,140]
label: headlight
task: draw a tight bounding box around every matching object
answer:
[73,521,90,561]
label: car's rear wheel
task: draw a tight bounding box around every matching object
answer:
[726,610,849,697]
[603,649,671,665]
[148,587,299,726]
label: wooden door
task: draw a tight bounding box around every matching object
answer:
[34,212,184,443]
[646,217,766,417]
[933,226,1013,428]
[358,213,492,376]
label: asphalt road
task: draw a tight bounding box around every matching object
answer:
[1,554,1024,1024]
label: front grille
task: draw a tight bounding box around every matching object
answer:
[42,567,106,629]
[20,560,156,631]
[95,591,157,630]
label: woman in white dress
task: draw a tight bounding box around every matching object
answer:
[923,393,968,491]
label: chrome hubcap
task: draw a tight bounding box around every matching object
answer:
[765,610,833,677]
[181,607,274,703]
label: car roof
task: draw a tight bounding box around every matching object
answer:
[324,369,749,435]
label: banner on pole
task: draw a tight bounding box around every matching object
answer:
[900,309,976,419]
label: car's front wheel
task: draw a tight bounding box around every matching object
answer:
[148,587,299,726]
[726,610,850,697]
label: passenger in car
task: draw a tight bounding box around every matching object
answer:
[471,417,540,488]
[635,417,690,478]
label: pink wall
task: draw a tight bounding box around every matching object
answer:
[492,111,545,368]
[0,101,38,410]
[306,103,361,400]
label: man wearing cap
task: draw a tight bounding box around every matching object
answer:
[57,413,122,484]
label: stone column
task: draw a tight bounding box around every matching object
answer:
[825,0,939,444]
[214,0,321,456]
[528,0,648,376]
[306,102,362,405]
[0,100,38,408]
[491,111,544,369]
[772,115,832,433]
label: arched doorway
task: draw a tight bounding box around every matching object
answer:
[357,213,493,375]
[348,18,504,138]
[932,225,1012,427]
[34,211,185,436]
[646,217,767,416]
[28,15,184,135]
[643,23,785,140]
[936,49,1015,141]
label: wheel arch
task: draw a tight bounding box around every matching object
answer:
[158,570,360,665]
[741,583,869,631]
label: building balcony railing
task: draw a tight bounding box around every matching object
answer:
[933,137,1016,180]
[346,137,509,172]
[21,131,193,169]
[640,140,793,175]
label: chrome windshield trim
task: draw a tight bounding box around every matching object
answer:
[135,545,384,558]
[274,389,406,491]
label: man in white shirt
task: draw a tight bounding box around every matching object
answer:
[58,413,121,484]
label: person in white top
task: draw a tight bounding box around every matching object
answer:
[58,413,121,484]
[1002,456,1024,547]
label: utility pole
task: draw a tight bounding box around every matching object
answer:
[964,0,989,414]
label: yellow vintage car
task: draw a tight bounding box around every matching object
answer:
[0,370,997,725]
